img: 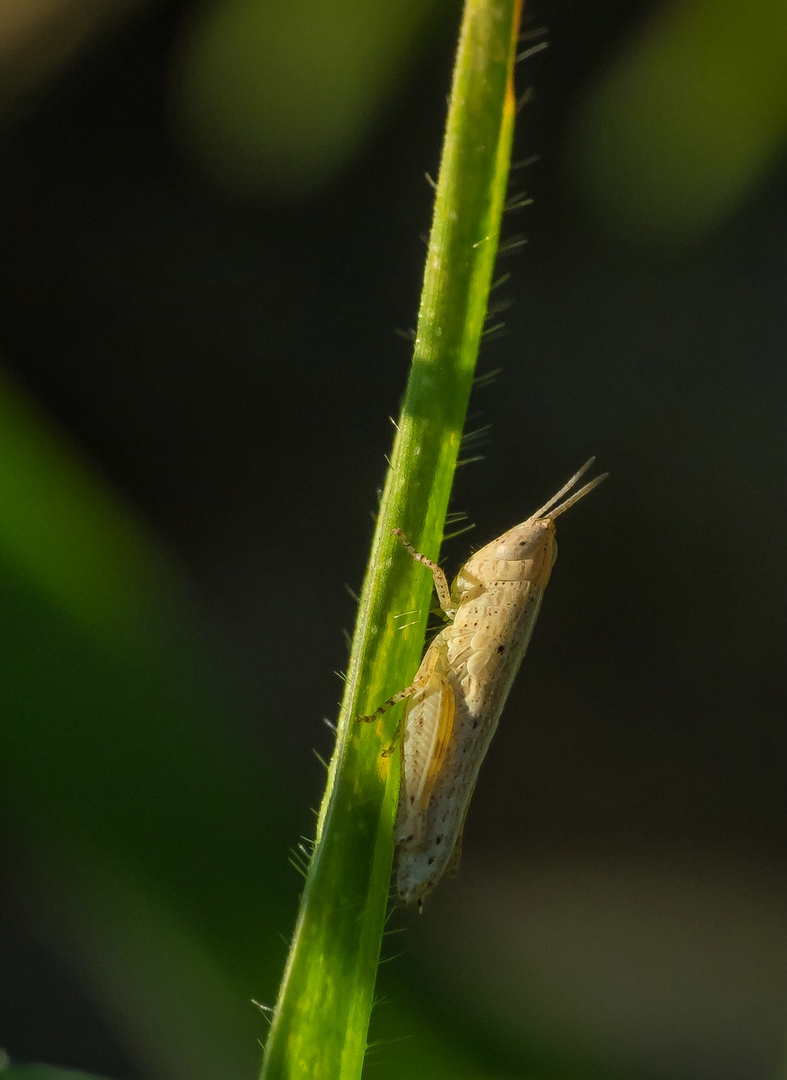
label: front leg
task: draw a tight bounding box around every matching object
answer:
[391,528,455,618]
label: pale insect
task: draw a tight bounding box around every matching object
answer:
[359,458,606,907]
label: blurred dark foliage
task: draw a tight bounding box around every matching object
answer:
[0,0,785,1078]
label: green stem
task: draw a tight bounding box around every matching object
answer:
[260,1,522,1076]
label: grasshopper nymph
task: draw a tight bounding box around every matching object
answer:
[359,458,607,907]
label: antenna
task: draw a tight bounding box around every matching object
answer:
[529,458,606,521]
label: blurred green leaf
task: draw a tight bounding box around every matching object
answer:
[569,0,787,243]
[173,0,453,197]
[0,371,296,1080]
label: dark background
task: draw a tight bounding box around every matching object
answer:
[1,1,786,1079]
